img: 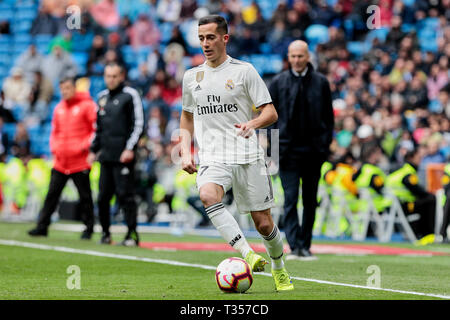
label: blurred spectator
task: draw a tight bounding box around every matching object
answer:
[0,91,16,123]
[385,16,406,52]
[131,63,153,96]
[437,84,450,118]
[267,20,290,55]
[90,0,120,29]
[42,46,78,84]
[168,26,188,53]
[28,71,54,122]
[164,108,180,144]
[30,5,59,36]
[161,76,182,107]
[271,1,288,24]
[0,118,9,160]
[237,27,260,55]
[204,0,222,15]
[311,0,339,26]
[117,16,132,46]
[87,35,107,76]
[2,67,32,108]
[426,63,449,101]
[180,0,198,19]
[49,32,73,53]
[405,76,429,110]
[129,14,161,49]
[145,48,166,79]
[156,0,182,22]
[15,45,45,83]
[10,122,31,161]
[146,84,170,120]
[0,21,10,34]
[147,106,167,143]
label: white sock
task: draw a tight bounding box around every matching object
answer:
[206,202,252,258]
[261,225,285,270]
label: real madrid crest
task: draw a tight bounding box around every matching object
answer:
[225,79,234,91]
[99,97,107,108]
[196,71,204,83]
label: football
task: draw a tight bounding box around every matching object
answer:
[215,257,253,293]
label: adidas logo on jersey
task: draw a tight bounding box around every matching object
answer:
[195,84,202,91]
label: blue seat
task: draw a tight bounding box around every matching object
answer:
[159,22,174,44]
[15,9,37,21]
[365,27,389,44]
[13,43,30,54]
[264,54,283,74]
[305,24,329,44]
[347,41,368,58]
[11,20,33,34]
[13,33,32,45]
[0,53,12,67]
[3,122,16,141]
[0,43,10,53]
[34,34,54,46]
[0,35,12,45]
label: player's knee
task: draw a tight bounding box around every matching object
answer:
[254,219,273,237]
[199,188,221,207]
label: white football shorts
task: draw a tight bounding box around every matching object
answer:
[196,159,275,214]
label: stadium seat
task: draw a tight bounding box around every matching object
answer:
[2,123,16,141]
[11,20,33,34]
[71,52,89,75]
[266,54,283,74]
[0,43,10,54]
[0,52,12,66]
[347,41,368,58]
[13,33,32,45]
[365,27,389,44]
[0,35,12,45]
[159,22,174,44]
[15,8,37,21]
[305,24,329,51]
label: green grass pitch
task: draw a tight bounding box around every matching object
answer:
[0,222,449,300]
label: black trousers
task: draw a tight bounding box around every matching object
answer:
[440,187,450,239]
[402,194,436,239]
[98,161,137,235]
[279,154,325,251]
[37,168,94,231]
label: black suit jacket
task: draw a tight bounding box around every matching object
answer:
[268,63,334,162]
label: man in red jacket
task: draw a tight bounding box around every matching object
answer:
[28,77,97,239]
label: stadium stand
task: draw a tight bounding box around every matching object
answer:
[0,0,448,242]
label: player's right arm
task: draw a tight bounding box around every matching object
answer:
[180,110,197,174]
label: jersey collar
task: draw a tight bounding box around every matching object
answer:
[204,55,231,72]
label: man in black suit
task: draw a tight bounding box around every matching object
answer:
[269,40,334,260]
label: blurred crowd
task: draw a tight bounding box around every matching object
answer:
[0,0,449,201]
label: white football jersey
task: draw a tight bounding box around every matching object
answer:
[182,56,272,164]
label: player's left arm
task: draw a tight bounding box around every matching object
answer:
[235,65,278,138]
[235,103,278,138]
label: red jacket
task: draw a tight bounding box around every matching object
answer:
[50,92,97,175]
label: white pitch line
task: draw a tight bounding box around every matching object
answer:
[0,239,449,300]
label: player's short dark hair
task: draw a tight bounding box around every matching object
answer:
[198,15,228,35]
[105,61,126,74]
[59,76,75,85]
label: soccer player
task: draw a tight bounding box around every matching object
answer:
[179,15,294,291]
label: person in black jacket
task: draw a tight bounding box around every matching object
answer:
[268,40,334,260]
[88,62,144,246]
